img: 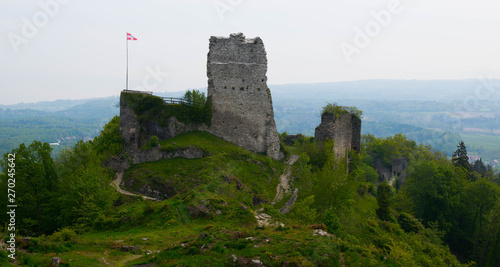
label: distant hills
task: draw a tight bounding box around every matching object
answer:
[1,79,499,166]
[271,79,500,102]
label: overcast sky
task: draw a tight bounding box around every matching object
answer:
[1,0,499,105]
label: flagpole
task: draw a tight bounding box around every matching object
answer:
[125,33,128,90]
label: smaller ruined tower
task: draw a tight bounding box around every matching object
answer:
[314,112,361,160]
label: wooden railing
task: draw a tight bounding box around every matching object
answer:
[122,89,192,105]
[162,97,193,105]
[122,89,153,95]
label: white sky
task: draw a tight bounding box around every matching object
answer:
[1,0,499,105]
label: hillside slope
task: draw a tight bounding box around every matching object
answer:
[11,130,465,266]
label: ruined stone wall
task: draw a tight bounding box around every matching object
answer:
[119,93,208,150]
[391,158,408,183]
[371,156,392,182]
[119,96,141,150]
[207,33,282,160]
[371,156,408,185]
[118,33,283,162]
[314,113,361,160]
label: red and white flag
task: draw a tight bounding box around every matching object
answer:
[127,33,137,41]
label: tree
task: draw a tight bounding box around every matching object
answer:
[311,140,352,212]
[452,141,472,172]
[404,159,467,232]
[460,179,500,265]
[0,141,58,235]
[55,141,117,228]
[376,182,393,221]
[183,89,212,124]
[364,134,417,167]
[472,158,488,176]
[481,200,500,267]
[92,115,123,161]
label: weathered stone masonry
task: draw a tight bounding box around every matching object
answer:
[314,112,361,160]
[118,33,283,161]
[207,33,282,160]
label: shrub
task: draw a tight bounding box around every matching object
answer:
[366,219,379,227]
[398,213,424,233]
[0,250,8,265]
[93,213,119,230]
[321,102,362,119]
[291,195,318,224]
[121,90,212,126]
[187,246,199,255]
[368,183,376,196]
[143,201,156,215]
[147,135,159,149]
[50,228,77,242]
[373,233,394,252]
[183,90,212,125]
[357,183,375,196]
[322,206,341,233]
[376,183,393,222]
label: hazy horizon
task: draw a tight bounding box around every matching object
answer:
[2,0,500,105]
[1,78,498,108]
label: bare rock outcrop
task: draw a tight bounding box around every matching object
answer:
[279,188,298,214]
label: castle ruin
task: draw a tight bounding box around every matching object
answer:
[119,33,283,161]
[207,33,282,160]
[314,112,361,160]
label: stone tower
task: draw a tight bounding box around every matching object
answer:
[314,112,361,160]
[207,33,282,160]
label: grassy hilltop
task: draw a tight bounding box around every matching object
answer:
[1,90,500,266]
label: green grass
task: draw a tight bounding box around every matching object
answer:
[460,133,500,151]
[123,131,284,203]
[13,131,464,266]
[460,133,500,170]
[16,192,462,267]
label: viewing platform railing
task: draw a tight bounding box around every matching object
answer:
[161,97,193,105]
[122,89,192,105]
[122,89,153,95]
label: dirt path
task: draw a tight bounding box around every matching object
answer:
[271,155,299,205]
[255,155,299,227]
[112,172,159,201]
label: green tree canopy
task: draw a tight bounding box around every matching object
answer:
[452,141,472,172]
[91,115,123,161]
[183,89,212,124]
[55,140,117,229]
[0,141,58,235]
[321,102,362,118]
[376,182,393,221]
